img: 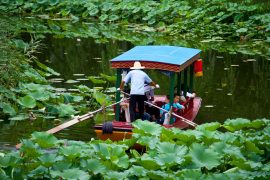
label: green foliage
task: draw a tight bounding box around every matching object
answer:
[1,0,269,44]
[1,119,269,179]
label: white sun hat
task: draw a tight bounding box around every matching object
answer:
[130,61,145,69]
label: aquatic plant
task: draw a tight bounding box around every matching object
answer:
[0,118,269,179]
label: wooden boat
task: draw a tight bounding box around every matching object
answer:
[94,45,202,141]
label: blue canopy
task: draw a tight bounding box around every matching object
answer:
[111,46,201,65]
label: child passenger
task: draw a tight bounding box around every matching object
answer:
[159,94,185,125]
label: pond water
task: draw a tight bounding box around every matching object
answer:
[1,34,270,150]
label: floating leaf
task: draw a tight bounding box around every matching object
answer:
[88,76,106,84]
[8,114,28,121]
[100,73,116,83]
[57,104,76,117]
[1,102,16,116]
[18,95,36,108]
[32,132,58,148]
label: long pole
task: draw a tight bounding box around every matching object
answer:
[16,98,128,149]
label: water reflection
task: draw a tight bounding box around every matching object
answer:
[1,35,269,149]
[39,36,270,122]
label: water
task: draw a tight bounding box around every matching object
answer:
[1,35,270,149]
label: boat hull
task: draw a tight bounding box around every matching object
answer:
[94,97,201,141]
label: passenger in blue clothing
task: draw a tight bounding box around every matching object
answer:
[160,94,185,125]
[119,61,159,122]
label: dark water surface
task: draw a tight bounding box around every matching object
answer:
[1,35,270,150]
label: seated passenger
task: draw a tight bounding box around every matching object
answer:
[159,94,185,125]
[144,83,160,121]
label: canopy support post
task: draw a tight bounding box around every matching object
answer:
[184,68,188,96]
[169,72,175,124]
[189,63,194,92]
[177,72,181,95]
[115,69,121,121]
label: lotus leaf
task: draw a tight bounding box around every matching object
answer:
[38,154,57,167]
[188,143,221,169]
[127,165,148,177]
[29,91,50,101]
[140,154,160,170]
[20,139,41,158]
[93,90,112,106]
[18,95,36,108]
[223,118,251,131]
[60,146,81,160]
[88,76,106,84]
[100,73,116,83]
[80,159,106,175]
[31,132,58,148]
[103,171,129,180]
[133,120,162,136]
[196,122,221,131]
[175,169,202,179]
[8,114,28,121]
[50,168,90,180]
[57,103,76,117]
[27,165,48,178]
[147,170,173,179]
[1,103,16,116]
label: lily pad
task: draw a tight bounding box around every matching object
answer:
[18,95,36,108]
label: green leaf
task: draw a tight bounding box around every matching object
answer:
[93,91,112,106]
[223,118,251,131]
[1,103,16,116]
[100,73,116,83]
[188,143,221,169]
[88,76,106,84]
[175,169,202,179]
[20,139,41,158]
[29,91,50,101]
[50,168,90,180]
[133,120,163,136]
[38,154,57,167]
[196,122,221,131]
[32,132,58,148]
[57,103,76,117]
[140,154,160,170]
[60,146,81,160]
[8,114,28,121]
[18,95,36,108]
[80,159,106,175]
[245,141,264,154]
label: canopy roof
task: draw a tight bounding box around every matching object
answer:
[110,46,201,72]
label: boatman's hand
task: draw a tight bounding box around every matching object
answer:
[155,84,160,89]
[116,88,121,91]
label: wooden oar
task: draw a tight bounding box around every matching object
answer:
[120,90,197,127]
[16,98,128,149]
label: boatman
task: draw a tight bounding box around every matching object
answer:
[118,61,159,122]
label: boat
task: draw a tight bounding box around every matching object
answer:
[94,45,202,141]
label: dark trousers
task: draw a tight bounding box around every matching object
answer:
[129,95,145,122]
